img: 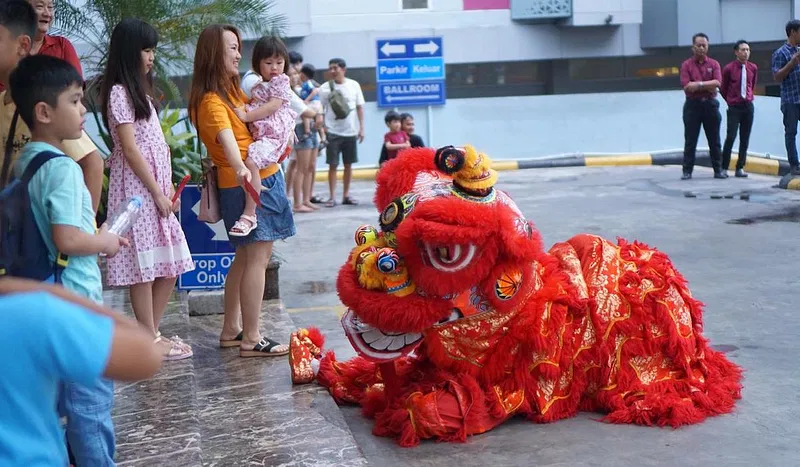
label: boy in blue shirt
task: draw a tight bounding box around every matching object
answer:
[8,54,128,464]
[0,277,162,466]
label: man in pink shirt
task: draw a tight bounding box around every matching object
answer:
[679,32,725,180]
[720,40,757,178]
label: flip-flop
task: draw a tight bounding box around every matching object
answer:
[239,337,289,358]
[219,331,244,348]
[324,198,336,208]
[342,196,359,205]
[310,195,324,204]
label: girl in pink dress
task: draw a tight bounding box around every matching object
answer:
[101,18,194,360]
[230,36,298,237]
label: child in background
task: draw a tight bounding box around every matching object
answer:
[101,18,195,360]
[298,64,328,148]
[382,110,410,165]
[231,35,298,237]
[284,65,302,197]
[9,54,128,466]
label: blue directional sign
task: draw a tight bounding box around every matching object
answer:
[377,81,445,106]
[178,185,235,290]
[376,37,445,108]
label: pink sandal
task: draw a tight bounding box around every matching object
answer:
[229,215,257,237]
[155,333,193,361]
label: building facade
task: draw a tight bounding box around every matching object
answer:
[268,0,800,101]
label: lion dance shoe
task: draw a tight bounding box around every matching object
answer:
[288,327,325,384]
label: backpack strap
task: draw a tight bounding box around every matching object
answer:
[20,150,70,282]
[21,151,65,183]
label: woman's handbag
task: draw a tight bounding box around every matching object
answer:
[197,153,222,224]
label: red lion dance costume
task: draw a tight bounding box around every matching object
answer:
[309,145,742,447]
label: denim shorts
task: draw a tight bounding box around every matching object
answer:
[294,123,319,150]
[219,170,296,247]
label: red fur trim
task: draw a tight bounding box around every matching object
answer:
[305,327,325,350]
[375,147,438,211]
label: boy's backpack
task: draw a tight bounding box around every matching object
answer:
[327,80,351,120]
[0,112,68,282]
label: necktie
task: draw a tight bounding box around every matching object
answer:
[741,63,747,99]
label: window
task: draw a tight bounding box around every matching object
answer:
[568,58,624,80]
[624,55,681,79]
[402,0,429,10]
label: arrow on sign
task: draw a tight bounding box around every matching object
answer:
[192,200,229,241]
[380,42,406,57]
[413,40,439,55]
[386,94,441,103]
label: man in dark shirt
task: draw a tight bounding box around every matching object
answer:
[720,40,757,178]
[378,112,426,165]
[679,32,725,180]
[772,19,800,175]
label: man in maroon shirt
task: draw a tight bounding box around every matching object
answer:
[720,40,757,178]
[679,33,725,180]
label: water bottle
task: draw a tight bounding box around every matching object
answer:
[106,196,143,236]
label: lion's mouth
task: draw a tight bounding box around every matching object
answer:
[421,242,477,273]
[342,309,423,361]
[342,306,466,362]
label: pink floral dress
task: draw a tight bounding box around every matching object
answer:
[246,73,298,167]
[105,84,194,286]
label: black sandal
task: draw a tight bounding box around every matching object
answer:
[219,331,243,348]
[342,196,359,205]
[310,195,324,204]
[239,337,289,358]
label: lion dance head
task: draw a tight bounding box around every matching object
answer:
[338,145,544,362]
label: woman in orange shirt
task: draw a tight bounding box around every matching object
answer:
[189,24,294,357]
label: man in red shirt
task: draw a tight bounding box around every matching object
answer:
[720,40,757,178]
[679,33,725,180]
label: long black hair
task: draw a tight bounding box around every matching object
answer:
[101,18,159,132]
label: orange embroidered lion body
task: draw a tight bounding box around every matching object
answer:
[316,146,742,447]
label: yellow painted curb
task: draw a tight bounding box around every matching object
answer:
[584,154,652,166]
[787,178,800,190]
[491,160,520,171]
[309,153,787,182]
[739,157,780,176]
[314,168,378,182]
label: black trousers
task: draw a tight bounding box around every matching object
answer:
[683,98,722,173]
[721,102,754,171]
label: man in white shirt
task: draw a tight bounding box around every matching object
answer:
[318,58,365,206]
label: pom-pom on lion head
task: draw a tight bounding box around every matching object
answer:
[434,145,498,196]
